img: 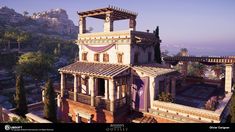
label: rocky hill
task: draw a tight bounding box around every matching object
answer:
[0,6,78,39]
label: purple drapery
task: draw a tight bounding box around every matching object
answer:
[84,44,115,53]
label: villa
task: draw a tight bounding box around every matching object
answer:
[56,6,234,123]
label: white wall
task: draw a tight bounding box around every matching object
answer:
[79,44,131,65]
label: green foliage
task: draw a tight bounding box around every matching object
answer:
[14,75,28,117]
[43,79,57,122]
[16,52,54,81]
[153,26,162,64]
[188,62,205,77]
[158,92,173,102]
[4,117,30,123]
[230,92,235,123]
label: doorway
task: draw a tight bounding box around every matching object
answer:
[97,78,105,96]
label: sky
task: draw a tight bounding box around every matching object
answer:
[1,0,235,56]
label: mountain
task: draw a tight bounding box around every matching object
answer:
[0,6,78,39]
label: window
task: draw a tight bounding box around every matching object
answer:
[148,52,152,62]
[82,52,87,61]
[103,53,109,62]
[134,52,139,64]
[117,53,123,63]
[94,53,100,62]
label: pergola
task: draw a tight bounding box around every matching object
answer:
[164,56,235,93]
[78,6,138,34]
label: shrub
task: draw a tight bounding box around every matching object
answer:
[205,96,219,111]
[158,92,173,102]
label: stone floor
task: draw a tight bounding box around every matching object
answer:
[175,83,224,108]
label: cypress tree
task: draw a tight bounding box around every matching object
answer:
[230,92,235,123]
[153,26,162,64]
[14,75,28,117]
[43,79,57,122]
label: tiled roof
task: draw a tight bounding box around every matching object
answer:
[132,63,178,77]
[58,61,130,78]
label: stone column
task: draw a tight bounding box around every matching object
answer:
[78,76,81,93]
[117,86,120,99]
[104,13,113,32]
[60,72,65,97]
[225,64,232,93]
[89,77,95,106]
[166,78,170,93]
[181,62,188,77]
[42,89,45,102]
[105,79,109,99]
[109,79,115,112]
[57,94,61,107]
[79,17,86,34]
[171,77,176,98]
[129,18,136,31]
[73,74,78,101]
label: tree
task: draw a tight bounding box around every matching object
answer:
[153,26,162,64]
[16,52,54,89]
[14,75,28,117]
[230,92,235,123]
[177,48,188,56]
[43,79,57,122]
[17,32,29,51]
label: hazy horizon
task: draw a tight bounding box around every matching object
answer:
[1,0,235,56]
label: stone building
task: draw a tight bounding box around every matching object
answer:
[57,6,177,123]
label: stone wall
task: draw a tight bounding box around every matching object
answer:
[59,99,129,123]
[149,93,232,123]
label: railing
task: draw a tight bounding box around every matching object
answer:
[95,97,110,111]
[115,96,127,109]
[77,93,91,105]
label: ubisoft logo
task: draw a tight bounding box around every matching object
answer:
[5,125,11,131]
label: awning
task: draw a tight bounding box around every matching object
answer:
[132,63,178,77]
[58,61,130,78]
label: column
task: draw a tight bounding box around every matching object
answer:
[75,114,81,123]
[89,77,95,106]
[95,78,98,96]
[79,17,86,34]
[182,62,188,77]
[166,78,170,93]
[225,64,232,93]
[60,72,65,97]
[109,79,115,112]
[73,74,78,101]
[129,18,136,31]
[171,77,176,98]
[42,89,45,102]
[117,86,120,99]
[105,79,109,99]
[78,76,81,93]
[104,13,113,32]
[57,94,61,107]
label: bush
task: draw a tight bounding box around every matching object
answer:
[158,92,173,102]
[205,96,219,111]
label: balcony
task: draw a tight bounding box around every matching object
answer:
[67,90,127,111]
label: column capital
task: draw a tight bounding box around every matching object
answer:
[59,72,64,75]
